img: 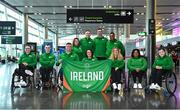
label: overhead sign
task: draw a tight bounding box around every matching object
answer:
[0,21,16,35]
[148,19,155,34]
[1,36,22,44]
[67,9,134,23]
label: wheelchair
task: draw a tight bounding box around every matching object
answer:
[35,67,57,90]
[148,71,177,95]
[11,67,35,93]
[126,71,148,91]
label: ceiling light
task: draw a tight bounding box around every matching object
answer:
[69,6,72,8]
[24,6,28,8]
[64,6,67,8]
[46,19,48,20]
[104,6,107,8]
[108,5,112,8]
[38,13,42,15]
[162,18,165,20]
[42,18,45,20]
[53,11,56,14]
[135,18,138,21]
[172,12,175,15]
[144,5,146,8]
[29,6,33,8]
[166,18,169,20]
[141,13,144,15]
[136,13,140,15]
[34,13,37,15]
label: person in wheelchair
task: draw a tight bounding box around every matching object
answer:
[82,49,97,62]
[109,47,125,91]
[39,44,55,87]
[17,44,37,86]
[56,43,79,86]
[149,48,174,90]
[127,49,147,89]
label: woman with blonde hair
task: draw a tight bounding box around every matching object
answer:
[109,47,125,91]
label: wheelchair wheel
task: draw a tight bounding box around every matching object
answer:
[165,72,177,95]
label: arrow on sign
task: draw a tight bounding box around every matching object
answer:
[127,12,131,16]
[69,17,72,21]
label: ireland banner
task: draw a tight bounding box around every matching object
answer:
[62,60,112,92]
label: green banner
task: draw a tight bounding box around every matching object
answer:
[62,60,111,92]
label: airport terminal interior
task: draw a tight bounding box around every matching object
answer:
[0,0,180,109]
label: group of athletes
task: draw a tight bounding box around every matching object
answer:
[16,28,174,91]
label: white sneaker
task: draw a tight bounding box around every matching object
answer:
[117,83,121,90]
[133,83,137,89]
[138,83,142,89]
[20,80,27,86]
[112,83,117,90]
[149,83,155,89]
[25,70,33,76]
[154,83,161,90]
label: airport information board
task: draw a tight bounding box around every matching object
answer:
[1,36,22,44]
[67,9,134,23]
[0,21,16,35]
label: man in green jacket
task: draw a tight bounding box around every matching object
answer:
[94,28,108,60]
[56,42,79,82]
[40,44,55,87]
[80,30,95,58]
[106,32,125,57]
[18,44,37,86]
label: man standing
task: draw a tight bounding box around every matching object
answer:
[106,32,125,57]
[94,28,108,60]
[80,30,95,58]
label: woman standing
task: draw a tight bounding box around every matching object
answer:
[72,38,83,61]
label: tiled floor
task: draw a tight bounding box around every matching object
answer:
[0,63,180,109]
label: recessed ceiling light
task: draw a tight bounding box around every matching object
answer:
[64,6,67,8]
[34,13,37,15]
[172,12,175,15]
[141,13,144,15]
[104,6,107,8]
[136,13,140,15]
[42,18,45,20]
[46,19,48,20]
[144,5,146,8]
[53,11,56,14]
[29,6,33,8]
[166,18,169,20]
[39,13,42,15]
[69,6,72,8]
[135,18,138,21]
[162,18,165,20]
[24,6,28,8]
[109,5,112,8]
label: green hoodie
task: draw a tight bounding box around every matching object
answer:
[106,39,125,57]
[40,53,55,68]
[127,57,147,72]
[72,46,83,61]
[80,37,95,58]
[94,36,108,58]
[56,52,79,66]
[18,53,37,67]
[153,55,173,70]
[82,57,97,62]
[111,59,125,69]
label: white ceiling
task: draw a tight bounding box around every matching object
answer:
[2,0,180,36]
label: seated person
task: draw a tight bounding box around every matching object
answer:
[18,44,37,86]
[40,44,55,87]
[150,48,173,90]
[56,43,79,82]
[109,47,125,91]
[127,49,147,89]
[82,49,97,62]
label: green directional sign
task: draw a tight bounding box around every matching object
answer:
[1,36,22,44]
[138,32,147,36]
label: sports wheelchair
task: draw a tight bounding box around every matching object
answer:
[148,71,177,95]
[34,67,57,89]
